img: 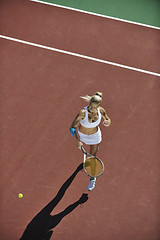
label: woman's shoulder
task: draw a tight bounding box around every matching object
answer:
[79,108,86,118]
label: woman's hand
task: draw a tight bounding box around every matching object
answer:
[103,118,111,127]
[77,140,83,149]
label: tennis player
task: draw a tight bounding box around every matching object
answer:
[70,92,111,191]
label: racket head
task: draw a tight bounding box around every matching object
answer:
[83,156,104,178]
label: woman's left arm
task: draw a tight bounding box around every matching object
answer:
[100,107,111,127]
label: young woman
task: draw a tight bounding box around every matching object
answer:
[70,92,111,191]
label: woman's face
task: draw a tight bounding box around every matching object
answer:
[89,103,99,113]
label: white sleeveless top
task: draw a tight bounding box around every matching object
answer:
[80,106,102,128]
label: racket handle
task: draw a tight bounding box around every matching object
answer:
[81,146,86,154]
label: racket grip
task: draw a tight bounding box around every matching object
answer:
[81,146,85,153]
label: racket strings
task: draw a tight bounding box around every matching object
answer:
[84,157,103,177]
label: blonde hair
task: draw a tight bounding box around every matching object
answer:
[80,92,103,105]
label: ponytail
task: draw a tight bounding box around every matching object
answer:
[80,95,92,102]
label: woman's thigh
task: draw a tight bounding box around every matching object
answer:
[90,144,100,156]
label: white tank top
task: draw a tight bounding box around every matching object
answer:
[80,106,102,128]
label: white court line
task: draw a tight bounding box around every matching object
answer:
[30,0,160,30]
[0,34,160,77]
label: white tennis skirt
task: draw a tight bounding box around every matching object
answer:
[78,127,102,145]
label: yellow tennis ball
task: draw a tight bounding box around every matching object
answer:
[18,193,23,198]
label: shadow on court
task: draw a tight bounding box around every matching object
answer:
[20,163,88,240]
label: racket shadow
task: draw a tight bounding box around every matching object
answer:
[19,163,88,240]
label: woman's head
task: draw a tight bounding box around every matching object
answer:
[80,92,103,108]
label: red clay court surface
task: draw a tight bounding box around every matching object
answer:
[0,0,160,239]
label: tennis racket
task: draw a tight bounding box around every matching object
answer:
[81,146,104,178]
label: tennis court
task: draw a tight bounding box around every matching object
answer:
[0,0,160,239]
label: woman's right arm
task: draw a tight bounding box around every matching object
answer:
[70,109,85,148]
[70,109,85,128]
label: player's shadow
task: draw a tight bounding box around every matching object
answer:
[20,163,88,240]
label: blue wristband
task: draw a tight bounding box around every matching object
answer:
[70,128,76,136]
